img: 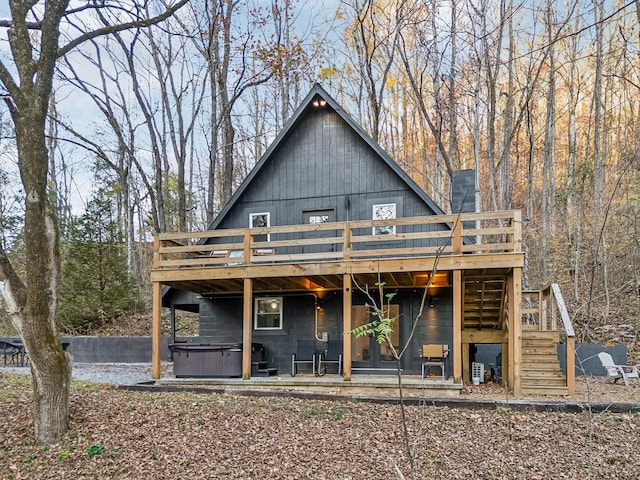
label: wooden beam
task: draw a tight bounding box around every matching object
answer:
[151,281,162,380]
[462,329,508,343]
[462,343,469,383]
[501,341,508,386]
[152,235,162,380]
[242,278,253,380]
[342,273,352,381]
[453,270,462,383]
[150,253,526,283]
[566,336,575,395]
[511,268,523,397]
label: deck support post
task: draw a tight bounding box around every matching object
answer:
[152,281,162,380]
[509,268,523,397]
[462,343,469,383]
[342,273,352,381]
[242,278,253,380]
[453,270,462,384]
[501,340,508,386]
[151,235,162,380]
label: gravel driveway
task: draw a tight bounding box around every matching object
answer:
[0,362,156,385]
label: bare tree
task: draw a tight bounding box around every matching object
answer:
[0,0,188,444]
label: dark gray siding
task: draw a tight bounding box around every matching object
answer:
[197,288,454,375]
[216,107,439,231]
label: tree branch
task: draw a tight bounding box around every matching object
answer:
[58,0,190,58]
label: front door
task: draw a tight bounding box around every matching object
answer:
[351,304,400,372]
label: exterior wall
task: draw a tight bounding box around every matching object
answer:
[214,108,440,232]
[197,287,454,376]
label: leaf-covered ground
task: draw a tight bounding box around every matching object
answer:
[1,374,639,480]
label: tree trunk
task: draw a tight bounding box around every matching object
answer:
[15,109,71,444]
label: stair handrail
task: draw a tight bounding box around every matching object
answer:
[549,283,575,395]
[550,283,575,337]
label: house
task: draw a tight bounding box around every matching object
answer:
[151,84,575,397]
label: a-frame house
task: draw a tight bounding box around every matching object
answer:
[152,84,575,397]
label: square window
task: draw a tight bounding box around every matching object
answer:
[254,297,282,330]
[373,203,396,235]
[250,212,270,242]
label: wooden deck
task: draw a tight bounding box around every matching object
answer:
[151,210,575,397]
[151,211,523,297]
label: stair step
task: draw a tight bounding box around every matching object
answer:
[522,361,562,370]
[522,350,558,362]
[521,385,569,396]
[253,367,278,377]
[522,346,557,354]
[522,330,560,341]
[522,376,565,385]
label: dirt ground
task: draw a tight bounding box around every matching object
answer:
[460,375,640,404]
[1,372,639,480]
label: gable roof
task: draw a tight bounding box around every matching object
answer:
[208,83,445,230]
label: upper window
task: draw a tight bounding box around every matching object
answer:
[303,209,335,225]
[309,214,330,224]
[254,297,283,330]
[250,212,270,242]
[373,203,396,235]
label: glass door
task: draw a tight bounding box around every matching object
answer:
[351,304,400,369]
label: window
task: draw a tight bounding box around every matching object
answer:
[250,212,270,242]
[309,214,329,224]
[303,209,335,225]
[254,297,283,330]
[373,203,396,235]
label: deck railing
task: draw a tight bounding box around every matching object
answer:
[154,210,522,269]
[521,283,576,395]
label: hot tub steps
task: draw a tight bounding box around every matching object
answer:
[252,361,278,377]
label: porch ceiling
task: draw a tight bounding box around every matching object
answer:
[162,269,452,297]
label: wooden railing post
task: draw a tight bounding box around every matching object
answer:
[511,210,522,253]
[550,283,575,395]
[452,215,463,254]
[343,222,351,261]
[540,290,547,331]
[243,229,252,264]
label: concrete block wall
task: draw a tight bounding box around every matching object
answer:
[1,336,171,363]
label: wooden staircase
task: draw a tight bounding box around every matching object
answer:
[521,329,568,395]
[462,273,507,329]
[464,278,574,397]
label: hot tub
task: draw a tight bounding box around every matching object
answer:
[169,343,242,378]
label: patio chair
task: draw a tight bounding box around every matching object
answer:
[317,341,342,376]
[421,344,449,380]
[597,351,640,386]
[291,340,319,376]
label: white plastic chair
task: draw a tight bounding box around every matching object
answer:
[597,352,640,386]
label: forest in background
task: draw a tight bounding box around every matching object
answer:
[0,0,638,350]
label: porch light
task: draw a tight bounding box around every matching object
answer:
[312,98,327,107]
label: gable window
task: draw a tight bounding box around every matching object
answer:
[250,212,270,242]
[373,203,396,235]
[303,208,334,225]
[309,214,329,224]
[254,297,283,330]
